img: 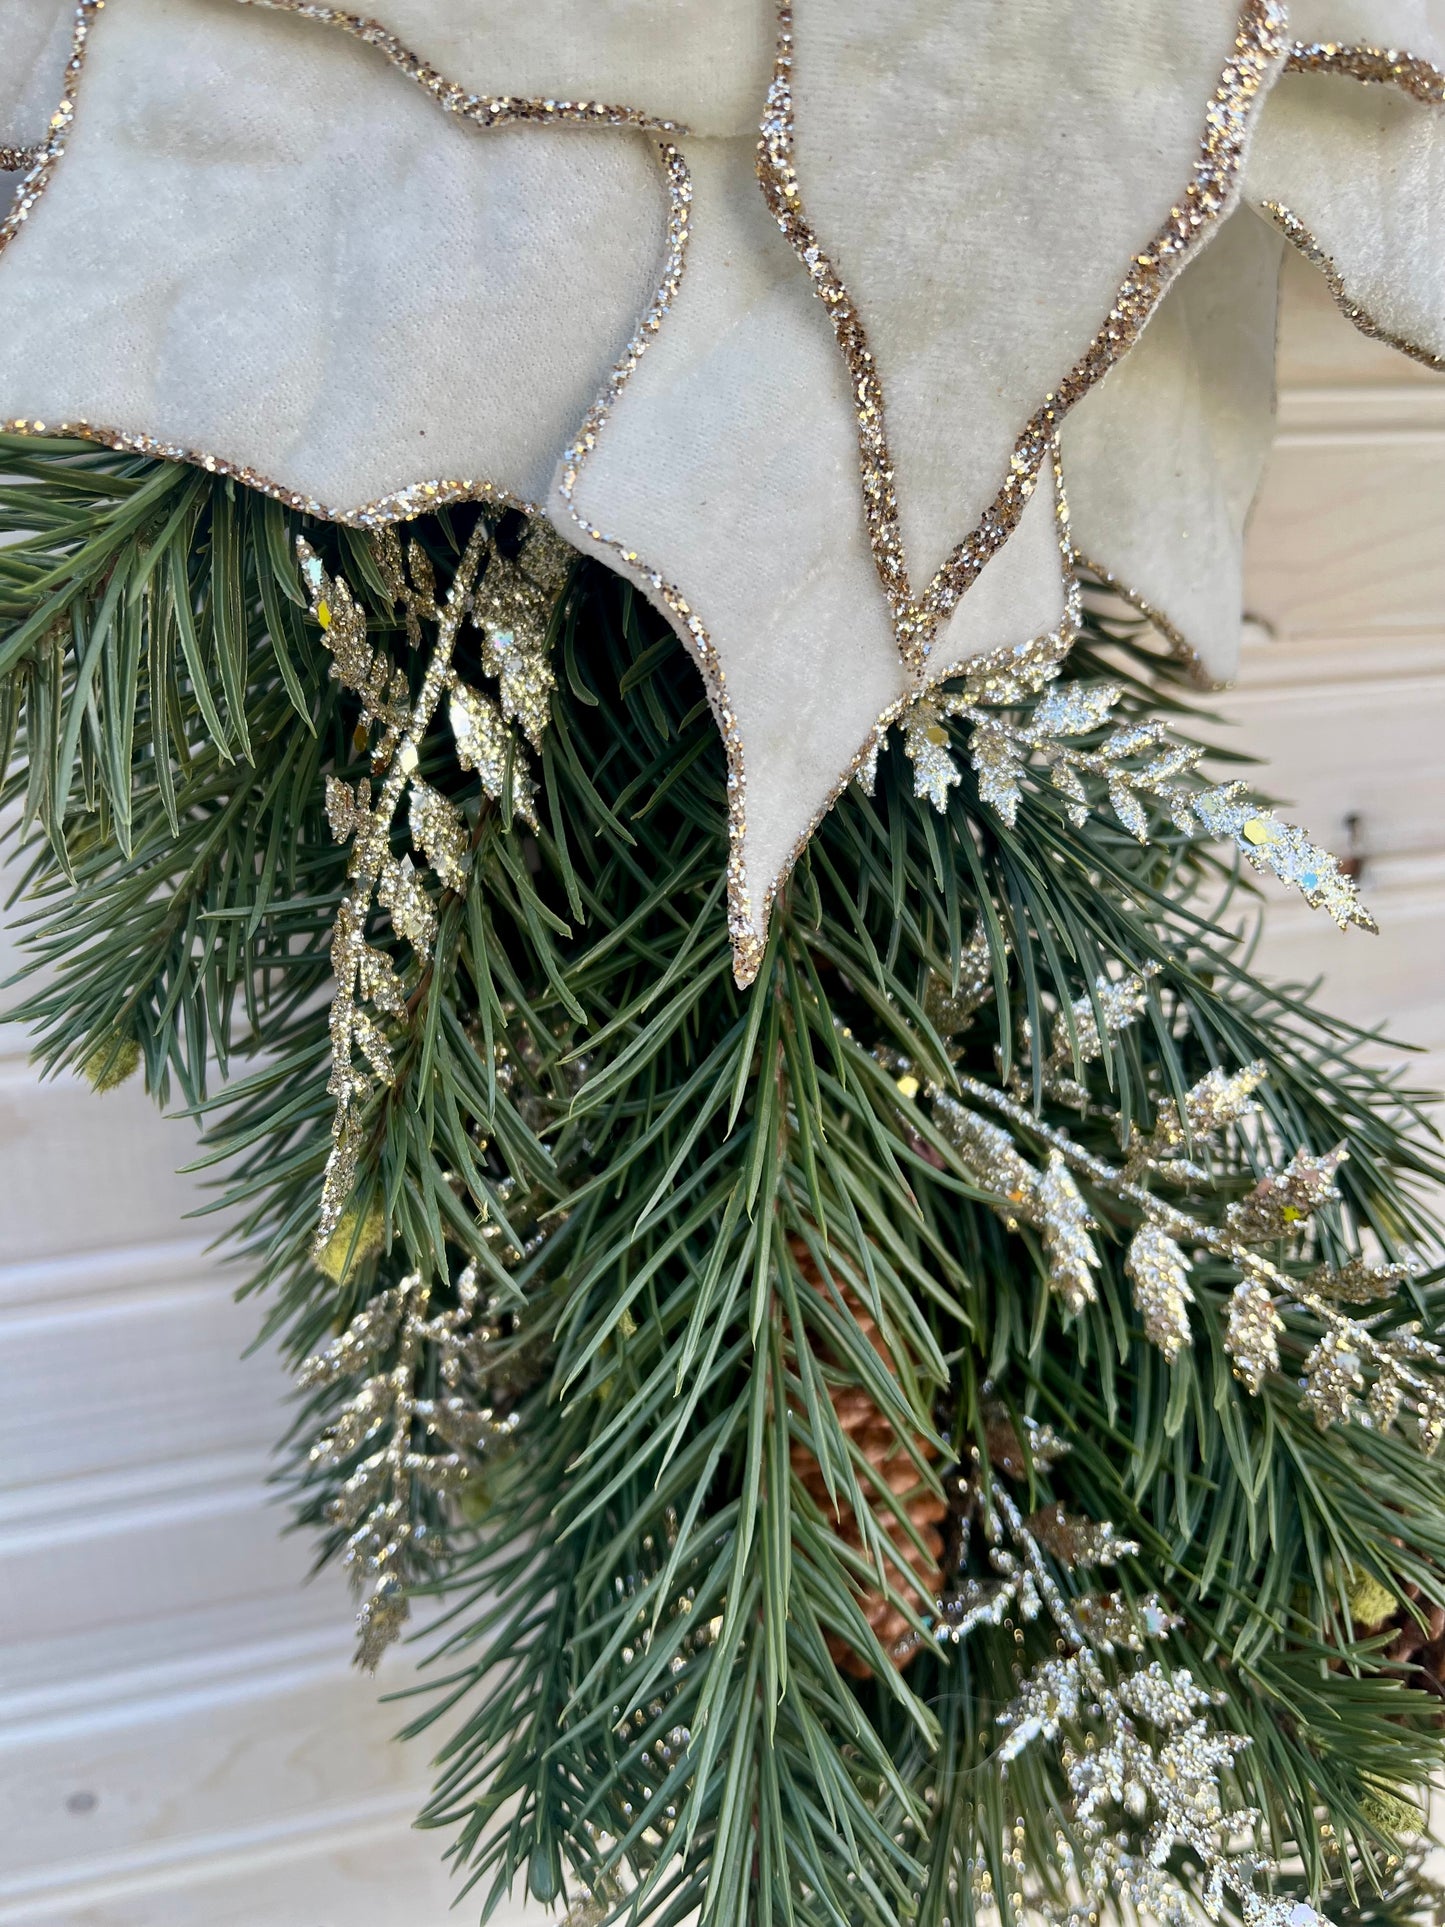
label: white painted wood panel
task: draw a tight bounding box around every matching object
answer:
[0,236,1442,1923]
[0,1064,217,1264]
[1208,671,1445,865]
[0,1280,287,1513]
[0,1659,536,1924]
[12,1820,486,1927]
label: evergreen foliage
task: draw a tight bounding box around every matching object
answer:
[4,435,1445,1925]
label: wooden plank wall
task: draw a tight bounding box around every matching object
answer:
[1,248,1442,1922]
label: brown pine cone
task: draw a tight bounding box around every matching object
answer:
[1350,1566,1445,1722]
[787,1236,948,1679]
[1348,1564,1445,1734]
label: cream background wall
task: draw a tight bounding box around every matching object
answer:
[1,247,1443,1923]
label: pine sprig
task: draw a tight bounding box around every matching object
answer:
[2,438,1445,1925]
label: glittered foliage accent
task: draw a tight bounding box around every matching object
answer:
[298,520,569,1253]
[910,941,1442,1441]
[937,1482,1309,1924]
[874,648,1375,933]
[300,1263,519,1669]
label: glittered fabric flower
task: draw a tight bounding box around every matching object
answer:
[0,0,1441,977]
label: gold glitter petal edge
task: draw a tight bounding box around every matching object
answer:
[0,1,701,524]
[1285,40,1445,104]
[1259,201,1445,373]
[234,0,690,133]
[551,142,785,981]
[0,1,97,261]
[757,5,918,664]
[759,2,1288,669]
[0,417,540,526]
[921,2,1288,633]
[729,444,1083,992]
[1070,551,1220,691]
[561,181,1080,987]
[1,1,765,977]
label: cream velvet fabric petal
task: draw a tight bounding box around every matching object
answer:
[239,0,774,137]
[1289,1,1445,65]
[554,137,1070,966]
[1062,206,1284,685]
[784,1,1279,595]
[0,0,668,514]
[927,475,1070,686]
[0,0,74,141]
[1247,71,1445,363]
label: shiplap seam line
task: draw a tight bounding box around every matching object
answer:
[0,1274,244,1336]
[1216,673,1445,714]
[1275,383,1445,437]
[0,1791,428,1916]
[0,1622,357,1735]
[0,1237,219,1311]
[0,1468,274,1557]
[1231,629,1445,689]
[0,1444,278,1531]
[0,1643,391,1755]
[1271,426,1445,450]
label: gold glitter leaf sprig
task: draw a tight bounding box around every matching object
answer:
[300,523,569,1252]
[927,1068,1443,1440]
[921,926,996,1039]
[1124,1060,1268,1182]
[1309,1256,1413,1305]
[932,1096,1101,1315]
[1124,1222,1195,1363]
[299,1263,519,1670]
[1224,1146,1347,1244]
[1030,963,1161,1108]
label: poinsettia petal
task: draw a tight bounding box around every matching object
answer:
[235,0,774,136]
[1288,1,1445,70]
[770,1,1287,647]
[0,0,73,144]
[0,0,669,516]
[927,466,1074,687]
[554,137,1072,982]
[1061,205,1284,684]
[1250,5,1445,366]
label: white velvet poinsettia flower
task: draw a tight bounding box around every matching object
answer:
[0,0,1441,979]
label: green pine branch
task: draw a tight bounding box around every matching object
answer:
[3,437,1445,1925]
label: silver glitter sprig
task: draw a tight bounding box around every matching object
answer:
[938,1070,1445,1447]
[1024,962,1162,1108]
[933,1095,1102,1315]
[875,661,1374,933]
[968,1488,1324,1927]
[299,1262,519,1669]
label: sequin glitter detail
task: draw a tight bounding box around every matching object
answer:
[235,0,687,133]
[0,146,43,173]
[1286,39,1445,104]
[1259,201,1445,374]
[758,2,1287,667]
[304,522,492,1255]
[0,2,96,260]
[1072,550,1216,689]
